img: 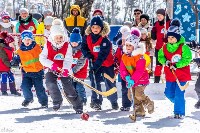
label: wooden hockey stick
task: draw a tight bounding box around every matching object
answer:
[103,73,117,83]
[171,69,189,91]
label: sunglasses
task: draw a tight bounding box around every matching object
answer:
[134,12,141,15]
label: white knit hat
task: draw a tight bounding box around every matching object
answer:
[140,28,148,35]
[52,19,64,27]
[125,34,140,48]
[44,16,54,25]
[19,8,29,14]
[120,25,130,39]
[50,19,65,38]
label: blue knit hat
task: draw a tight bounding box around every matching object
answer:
[90,16,104,29]
[70,28,82,43]
[21,30,34,40]
[167,19,181,41]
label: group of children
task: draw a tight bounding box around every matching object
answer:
[0,8,197,120]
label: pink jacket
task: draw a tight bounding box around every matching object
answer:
[120,58,149,87]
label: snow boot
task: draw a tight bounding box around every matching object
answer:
[135,103,145,117]
[154,76,160,83]
[195,100,200,109]
[90,102,101,110]
[174,114,184,119]
[41,104,48,108]
[143,96,154,114]
[112,102,119,110]
[53,103,62,111]
[9,82,21,96]
[2,91,8,96]
[120,106,130,111]
[22,100,34,107]
[1,83,7,95]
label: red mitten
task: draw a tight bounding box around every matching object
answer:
[51,63,61,73]
[62,69,69,77]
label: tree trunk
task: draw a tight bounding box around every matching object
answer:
[111,0,115,24]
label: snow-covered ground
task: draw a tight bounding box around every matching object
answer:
[0,72,200,133]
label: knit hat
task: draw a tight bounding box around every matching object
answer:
[1,12,10,20]
[125,28,141,48]
[130,27,141,38]
[32,13,42,21]
[120,25,130,39]
[44,16,54,25]
[52,19,64,27]
[140,28,148,35]
[123,21,132,28]
[156,9,165,16]
[19,8,29,14]
[70,28,82,43]
[167,19,181,41]
[90,16,104,29]
[21,30,34,40]
[43,9,52,16]
[140,14,149,22]
[92,9,103,16]
[50,19,65,38]
[0,31,14,45]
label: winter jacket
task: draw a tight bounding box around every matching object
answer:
[137,22,152,33]
[120,45,149,87]
[0,40,13,72]
[35,22,46,47]
[72,45,88,79]
[39,40,73,75]
[81,21,114,69]
[16,41,43,72]
[0,22,14,33]
[64,5,87,36]
[151,18,171,50]
[158,36,192,82]
[16,14,39,33]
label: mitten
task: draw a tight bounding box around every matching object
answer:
[62,69,69,77]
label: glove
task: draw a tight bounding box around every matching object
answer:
[170,64,177,71]
[62,69,69,77]
[126,79,134,88]
[165,60,171,67]
[51,63,61,73]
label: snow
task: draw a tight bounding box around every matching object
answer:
[0,73,200,133]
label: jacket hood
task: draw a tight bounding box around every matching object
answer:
[85,21,110,37]
[70,5,81,16]
[166,36,186,53]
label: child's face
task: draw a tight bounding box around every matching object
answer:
[2,18,9,23]
[20,12,29,19]
[91,25,101,34]
[125,43,134,54]
[53,35,64,44]
[168,36,177,44]
[45,25,51,30]
[141,33,147,40]
[157,14,165,21]
[23,38,32,46]
[141,18,147,25]
[71,42,79,47]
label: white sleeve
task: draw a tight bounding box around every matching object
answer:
[62,44,73,74]
[39,44,54,68]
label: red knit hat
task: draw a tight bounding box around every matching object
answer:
[0,31,14,45]
[1,12,10,20]
[92,9,103,16]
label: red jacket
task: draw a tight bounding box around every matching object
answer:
[163,44,191,82]
[72,50,88,79]
[0,46,13,72]
[19,20,37,34]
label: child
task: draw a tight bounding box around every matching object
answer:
[81,16,118,110]
[16,30,48,107]
[140,28,153,76]
[0,31,21,96]
[114,25,132,111]
[158,19,192,118]
[120,28,154,118]
[39,19,83,113]
[70,27,88,105]
[0,12,14,33]
[151,9,171,83]
[43,16,54,38]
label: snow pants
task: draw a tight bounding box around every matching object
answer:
[121,79,131,108]
[1,71,17,93]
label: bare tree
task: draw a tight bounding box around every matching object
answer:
[52,0,68,19]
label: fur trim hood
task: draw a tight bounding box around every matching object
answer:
[85,21,110,37]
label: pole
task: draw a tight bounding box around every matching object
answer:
[196,0,199,43]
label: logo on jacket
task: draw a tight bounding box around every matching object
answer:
[54,53,64,60]
[72,58,78,64]
[171,54,181,63]
[93,46,100,52]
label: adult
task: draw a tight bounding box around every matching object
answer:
[138,14,152,32]
[133,9,143,27]
[92,9,104,20]
[151,9,171,83]
[15,8,39,34]
[64,5,87,36]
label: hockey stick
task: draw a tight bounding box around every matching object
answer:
[103,73,117,83]
[171,69,189,91]
[129,87,136,122]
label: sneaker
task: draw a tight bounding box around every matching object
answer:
[174,114,184,119]
[2,91,8,96]
[53,103,62,111]
[11,91,21,96]
[22,100,34,107]
[112,103,119,110]
[120,106,130,111]
[194,100,200,109]
[90,102,101,110]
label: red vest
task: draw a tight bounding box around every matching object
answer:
[0,47,13,72]
[72,50,88,79]
[47,41,68,69]
[19,20,37,34]
[163,44,191,82]
[155,20,170,50]
[86,35,114,67]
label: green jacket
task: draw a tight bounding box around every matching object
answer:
[158,36,192,68]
